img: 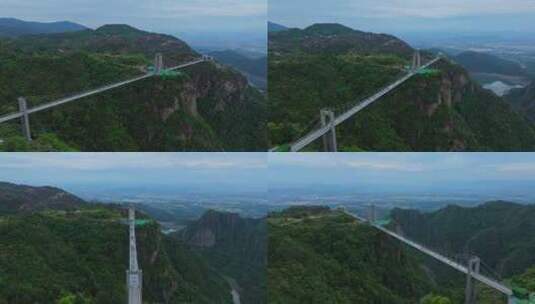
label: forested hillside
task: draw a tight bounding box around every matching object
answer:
[269,23,535,151]
[0,183,235,303]
[180,210,267,304]
[267,206,447,303]
[390,201,535,302]
[0,24,267,151]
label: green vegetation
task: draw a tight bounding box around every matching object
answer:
[180,210,267,304]
[268,206,446,303]
[0,24,267,151]
[0,206,234,304]
[391,201,535,302]
[268,23,535,151]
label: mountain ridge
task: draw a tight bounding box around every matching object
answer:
[0,17,87,37]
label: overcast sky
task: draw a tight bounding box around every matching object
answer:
[269,0,535,35]
[1,0,266,35]
[0,153,267,194]
[269,153,535,197]
[2,153,535,199]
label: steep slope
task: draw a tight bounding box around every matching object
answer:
[180,210,267,304]
[268,23,535,151]
[391,201,535,280]
[0,183,234,303]
[0,24,267,151]
[268,206,441,303]
[0,207,233,303]
[0,18,87,37]
[506,82,535,122]
[207,50,267,89]
[0,181,84,214]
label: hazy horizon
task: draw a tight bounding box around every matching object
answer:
[1,0,266,50]
[0,153,268,198]
[269,0,535,47]
[2,153,535,203]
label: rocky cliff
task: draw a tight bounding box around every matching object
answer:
[180,210,267,304]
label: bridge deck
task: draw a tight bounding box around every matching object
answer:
[290,57,441,152]
[0,59,205,124]
[346,212,512,296]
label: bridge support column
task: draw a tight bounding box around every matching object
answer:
[465,256,480,304]
[412,50,421,70]
[18,97,32,142]
[367,204,376,224]
[154,53,163,74]
[320,109,337,152]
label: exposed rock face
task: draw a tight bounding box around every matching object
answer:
[180,210,267,304]
[182,210,248,248]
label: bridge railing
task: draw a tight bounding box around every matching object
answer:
[344,210,513,297]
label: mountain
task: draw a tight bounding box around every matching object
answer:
[506,82,535,122]
[454,51,527,77]
[267,206,447,303]
[207,50,267,89]
[180,210,267,304]
[0,18,87,37]
[268,22,288,33]
[0,207,233,303]
[0,181,85,214]
[0,183,235,303]
[390,201,535,280]
[0,23,267,152]
[268,23,535,151]
[269,23,413,57]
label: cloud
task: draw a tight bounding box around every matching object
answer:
[0,153,266,171]
[354,0,535,18]
[345,160,426,172]
[492,162,535,174]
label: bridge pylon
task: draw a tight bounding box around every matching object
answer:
[465,256,480,304]
[17,97,32,142]
[367,204,377,223]
[154,53,164,74]
[412,50,421,71]
[320,109,337,152]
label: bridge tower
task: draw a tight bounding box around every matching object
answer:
[367,204,377,223]
[412,50,421,70]
[17,97,32,142]
[320,109,337,152]
[464,256,480,304]
[127,206,142,304]
[154,53,164,74]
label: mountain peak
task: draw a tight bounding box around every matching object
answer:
[304,23,355,35]
[95,24,144,35]
[0,181,85,214]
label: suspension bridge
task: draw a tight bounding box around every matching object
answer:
[344,206,533,304]
[127,206,142,304]
[272,51,442,152]
[0,53,213,142]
